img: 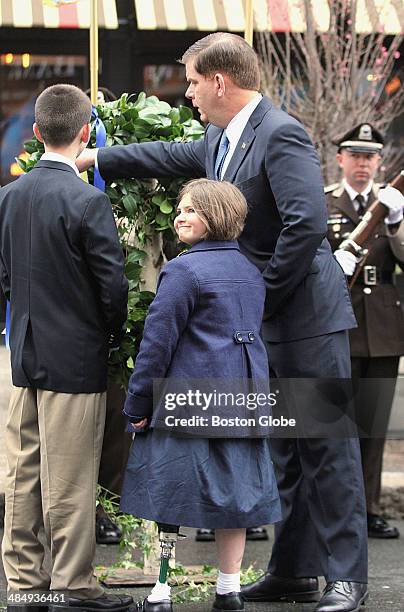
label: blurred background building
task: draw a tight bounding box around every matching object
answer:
[0,0,403,185]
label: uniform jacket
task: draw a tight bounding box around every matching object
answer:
[123,240,270,428]
[99,96,356,343]
[0,160,128,393]
[326,183,404,357]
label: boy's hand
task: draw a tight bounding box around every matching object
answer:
[76,148,97,172]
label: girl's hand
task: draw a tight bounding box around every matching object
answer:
[130,418,148,430]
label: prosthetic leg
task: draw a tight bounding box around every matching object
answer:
[137,524,181,612]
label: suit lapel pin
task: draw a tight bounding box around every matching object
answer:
[241,142,246,149]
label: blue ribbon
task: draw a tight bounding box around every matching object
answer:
[5,300,10,349]
[91,105,107,192]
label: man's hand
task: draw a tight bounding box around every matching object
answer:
[334,250,358,276]
[379,185,404,225]
[76,148,97,173]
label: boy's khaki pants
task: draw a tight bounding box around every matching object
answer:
[1,387,106,599]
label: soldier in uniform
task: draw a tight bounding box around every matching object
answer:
[326,123,404,539]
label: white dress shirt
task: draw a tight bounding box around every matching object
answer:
[220,93,262,177]
[343,178,373,211]
[41,152,80,176]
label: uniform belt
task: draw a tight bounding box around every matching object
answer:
[357,266,393,286]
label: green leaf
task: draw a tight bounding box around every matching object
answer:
[134,92,146,109]
[155,211,169,225]
[126,249,147,264]
[24,139,39,154]
[179,105,193,122]
[122,194,138,217]
[125,262,141,282]
[16,157,27,172]
[151,194,165,206]
[159,201,173,214]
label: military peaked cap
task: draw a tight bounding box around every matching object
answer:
[335,123,384,153]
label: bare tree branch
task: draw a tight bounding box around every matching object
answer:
[257,0,403,184]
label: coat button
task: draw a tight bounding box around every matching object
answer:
[397,301,401,306]
[235,332,243,343]
[248,332,255,341]
[363,287,372,295]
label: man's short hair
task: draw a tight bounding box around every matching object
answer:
[178,178,248,240]
[180,32,260,91]
[35,84,92,147]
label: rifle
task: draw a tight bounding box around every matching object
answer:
[339,170,404,288]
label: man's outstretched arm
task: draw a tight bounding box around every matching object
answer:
[76,137,206,181]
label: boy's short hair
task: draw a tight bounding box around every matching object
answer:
[180,32,260,91]
[178,179,248,240]
[35,84,92,147]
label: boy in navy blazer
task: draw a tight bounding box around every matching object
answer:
[0,85,130,612]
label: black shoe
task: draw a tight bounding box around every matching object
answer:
[49,594,133,612]
[96,516,122,545]
[211,592,244,611]
[241,573,320,602]
[246,527,268,541]
[367,513,400,539]
[135,600,172,612]
[195,528,215,541]
[315,582,368,612]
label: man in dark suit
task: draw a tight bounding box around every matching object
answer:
[0,84,131,612]
[77,33,368,612]
[326,123,404,540]
[0,286,6,344]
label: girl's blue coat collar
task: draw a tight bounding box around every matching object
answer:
[180,240,240,256]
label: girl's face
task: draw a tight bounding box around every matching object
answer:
[174,193,207,245]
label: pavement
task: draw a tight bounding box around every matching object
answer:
[1,346,404,610]
[0,523,404,611]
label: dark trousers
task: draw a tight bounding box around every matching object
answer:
[98,380,132,496]
[266,330,368,582]
[351,356,399,514]
[0,287,6,331]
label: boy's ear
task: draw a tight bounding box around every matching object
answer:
[33,123,44,142]
[80,123,91,144]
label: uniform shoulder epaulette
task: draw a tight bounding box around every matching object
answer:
[324,183,340,194]
[372,183,382,196]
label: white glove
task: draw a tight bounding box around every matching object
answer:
[379,185,404,225]
[334,249,357,276]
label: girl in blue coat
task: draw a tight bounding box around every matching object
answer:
[120,179,281,612]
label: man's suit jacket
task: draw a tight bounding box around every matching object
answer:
[98,96,356,342]
[326,183,404,357]
[0,286,6,327]
[0,160,128,393]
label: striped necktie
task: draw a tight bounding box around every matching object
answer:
[355,194,366,217]
[214,132,230,180]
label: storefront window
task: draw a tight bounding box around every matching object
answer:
[0,54,87,185]
[143,64,186,107]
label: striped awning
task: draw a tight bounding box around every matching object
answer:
[0,0,118,29]
[355,0,403,34]
[133,0,403,34]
